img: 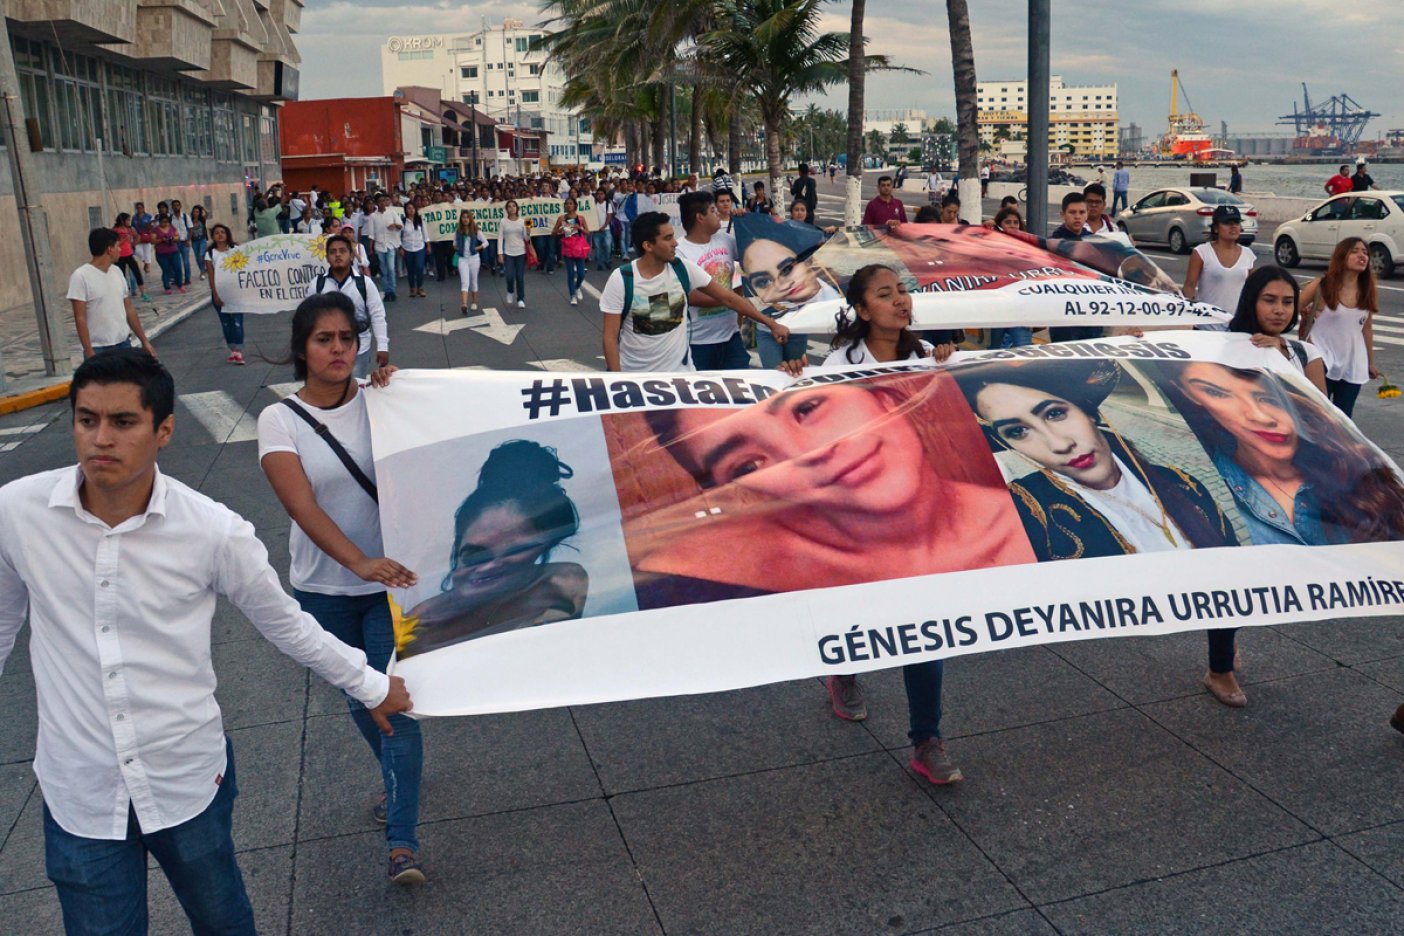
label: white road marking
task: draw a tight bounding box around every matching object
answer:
[414,307,522,345]
[1371,323,1404,335]
[180,390,259,444]
[1373,335,1404,346]
[581,281,603,301]
[0,423,45,440]
[265,382,301,399]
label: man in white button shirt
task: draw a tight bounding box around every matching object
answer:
[0,350,413,934]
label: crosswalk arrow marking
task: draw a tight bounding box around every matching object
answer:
[413,307,523,345]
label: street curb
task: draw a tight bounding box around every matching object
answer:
[0,297,210,416]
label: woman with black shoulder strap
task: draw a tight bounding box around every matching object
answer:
[255,292,427,885]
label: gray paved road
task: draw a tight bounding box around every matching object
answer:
[1,184,1403,934]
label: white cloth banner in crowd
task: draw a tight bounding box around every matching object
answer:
[366,332,1404,716]
[209,234,328,316]
[420,198,567,242]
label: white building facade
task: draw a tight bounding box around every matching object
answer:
[379,21,596,165]
[976,76,1119,158]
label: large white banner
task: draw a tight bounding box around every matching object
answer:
[367,332,1404,716]
[731,215,1230,333]
[209,234,329,316]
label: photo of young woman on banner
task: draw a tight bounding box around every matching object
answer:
[951,358,1240,561]
[1146,360,1404,547]
[603,372,1037,609]
[373,421,640,662]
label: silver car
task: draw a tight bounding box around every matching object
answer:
[1114,187,1259,253]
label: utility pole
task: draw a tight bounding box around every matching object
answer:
[1026,0,1051,236]
[0,20,72,383]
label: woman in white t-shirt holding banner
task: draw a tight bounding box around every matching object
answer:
[256,292,427,886]
[1184,205,1255,332]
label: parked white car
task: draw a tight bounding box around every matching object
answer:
[1273,190,1404,278]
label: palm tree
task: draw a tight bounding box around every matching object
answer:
[946,0,980,220]
[844,0,867,224]
[704,0,897,207]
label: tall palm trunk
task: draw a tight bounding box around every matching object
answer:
[844,0,866,225]
[625,122,638,170]
[947,0,980,222]
[688,83,703,173]
[651,103,667,174]
[640,122,651,171]
[765,112,784,210]
[727,98,743,174]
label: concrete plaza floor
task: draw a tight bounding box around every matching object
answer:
[2,216,1404,935]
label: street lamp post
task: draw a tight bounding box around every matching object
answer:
[1027,0,1051,234]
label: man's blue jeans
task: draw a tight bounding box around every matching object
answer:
[1112,190,1129,214]
[293,589,422,853]
[590,229,612,268]
[756,327,807,369]
[375,248,397,297]
[43,736,255,936]
[175,244,192,286]
[691,332,752,370]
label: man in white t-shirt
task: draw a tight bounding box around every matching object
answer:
[67,228,156,359]
[674,190,785,370]
[600,212,788,372]
[365,194,402,301]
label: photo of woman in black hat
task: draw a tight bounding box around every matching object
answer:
[951,358,1239,562]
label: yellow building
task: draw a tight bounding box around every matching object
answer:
[976,76,1119,159]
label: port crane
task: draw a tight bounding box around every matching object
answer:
[1277,84,1378,151]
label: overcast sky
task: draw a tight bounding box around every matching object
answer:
[298,0,1403,137]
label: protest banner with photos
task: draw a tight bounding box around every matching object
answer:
[366,332,1404,716]
[421,198,566,242]
[210,233,328,315]
[731,214,1230,333]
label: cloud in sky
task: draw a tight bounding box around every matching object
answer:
[298,0,1403,135]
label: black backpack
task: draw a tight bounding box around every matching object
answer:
[315,273,371,333]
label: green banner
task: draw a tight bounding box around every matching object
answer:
[421,198,566,243]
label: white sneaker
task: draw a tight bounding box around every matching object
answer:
[470,302,478,311]
[570,296,578,306]
[575,290,583,302]
[518,300,525,309]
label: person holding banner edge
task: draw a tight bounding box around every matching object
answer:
[1151,358,1404,704]
[601,212,791,373]
[820,264,970,784]
[257,292,427,884]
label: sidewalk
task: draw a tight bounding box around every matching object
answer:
[0,281,211,413]
[2,265,1403,935]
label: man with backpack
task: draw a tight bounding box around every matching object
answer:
[600,212,783,373]
[313,234,388,379]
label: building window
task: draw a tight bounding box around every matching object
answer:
[145,75,183,156]
[398,50,433,61]
[50,49,104,153]
[515,37,528,53]
[460,66,478,78]
[528,63,540,76]
[12,35,54,150]
[213,94,236,162]
[240,111,258,165]
[184,85,213,158]
[107,63,147,156]
[522,90,539,104]
[462,92,480,105]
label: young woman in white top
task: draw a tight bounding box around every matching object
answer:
[1298,236,1378,417]
[1227,266,1326,393]
[204,223,245,365]
[818,264,964,786]
[256,292,426,885]
[399,202,429,298]
[1183,206,1255,331]
[498,200,528,308]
